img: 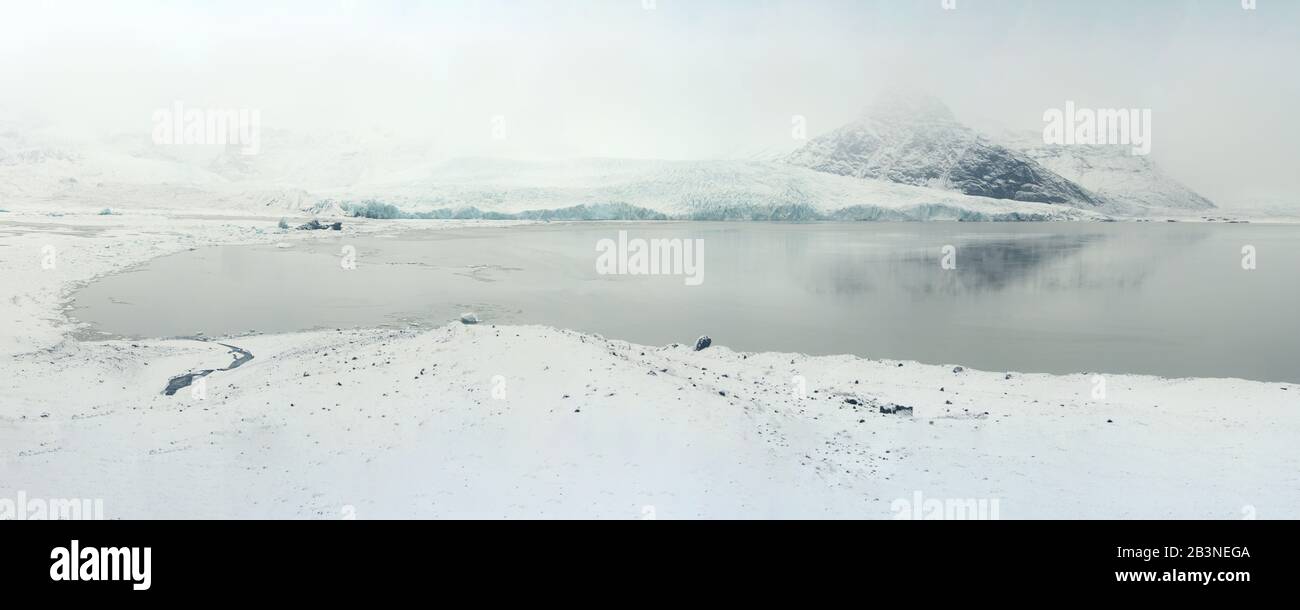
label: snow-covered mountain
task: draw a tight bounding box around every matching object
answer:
[202,128,437,188]
[0,95,1209,221]
[787,92,1102,207]
[991,130,1215,212]
[0,113,1100,220]
[322,157,1101,221]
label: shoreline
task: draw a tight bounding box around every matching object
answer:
[45,211,1300,385]
[2,210,1297,518]
[4,208,1296,387]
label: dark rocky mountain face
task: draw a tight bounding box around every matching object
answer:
[787,94,1102,207]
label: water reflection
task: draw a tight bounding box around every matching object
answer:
[70,222,1298,382]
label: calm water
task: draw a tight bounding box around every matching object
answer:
[71,222,1300,382]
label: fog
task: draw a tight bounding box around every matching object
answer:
[1,0,1297,207]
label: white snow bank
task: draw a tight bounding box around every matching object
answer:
[3,322,1295,519]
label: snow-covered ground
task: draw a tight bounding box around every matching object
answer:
[2,209,1296,519]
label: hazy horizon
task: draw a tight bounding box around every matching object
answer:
[2,0,1298,208]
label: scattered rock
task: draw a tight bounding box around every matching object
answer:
[296,219,343,231]
[845,398,860,405]
[880,404,914,416]
[460,312,480,325]
[693,336,712,351]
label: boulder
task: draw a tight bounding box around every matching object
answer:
[296,219,343,231]
[880,403,914,416]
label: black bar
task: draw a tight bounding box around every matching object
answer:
[1,520,1289,599]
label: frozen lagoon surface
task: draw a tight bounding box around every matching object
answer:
[72,221,1300,383]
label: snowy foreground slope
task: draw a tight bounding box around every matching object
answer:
[1,211,1296,519]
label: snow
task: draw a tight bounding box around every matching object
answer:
[0,92,1236,222]
[989,126,1218,213]
[787,93,1103,207]
[2,210,1296,518]
[1,114,1110,221]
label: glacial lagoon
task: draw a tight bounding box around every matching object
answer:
[70,222,1300,383]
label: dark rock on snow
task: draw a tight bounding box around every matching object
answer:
[297,219,343,231]
[880,403,914,416]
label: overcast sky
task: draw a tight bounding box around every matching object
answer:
[1,0,1297,206]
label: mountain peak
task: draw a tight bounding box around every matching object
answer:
[864,89,958,125]
[788,93,1101,206]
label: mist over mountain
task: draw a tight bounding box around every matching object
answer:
[1010,137,1216,212]
[785,92,1218,214]
[0,92,1220,220]
[787,92,1103,207]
